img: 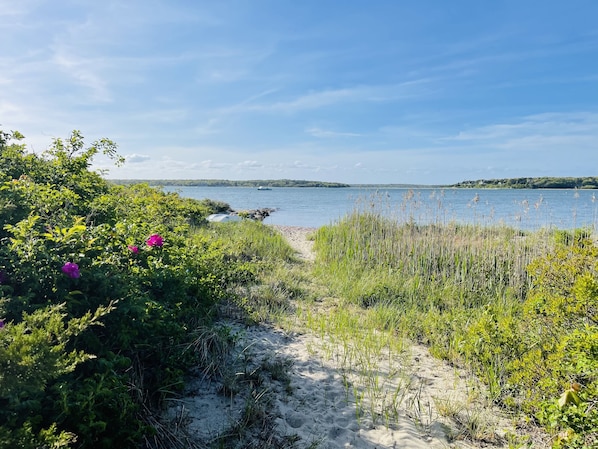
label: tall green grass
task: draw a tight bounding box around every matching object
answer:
[197,220,297,263]
[196,220,318,324]
[310,202,597,447]
[314,211,549,316]
[312,212,554,407]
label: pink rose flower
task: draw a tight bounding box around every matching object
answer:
[61,262,80,279]
[146,234,164,247]
[128,245,139,253]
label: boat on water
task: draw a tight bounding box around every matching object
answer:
[257,186,272,190]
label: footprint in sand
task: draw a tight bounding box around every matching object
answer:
[328,426,348,439]
[285,411,305,429]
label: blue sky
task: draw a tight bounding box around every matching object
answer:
[1,0,597,185]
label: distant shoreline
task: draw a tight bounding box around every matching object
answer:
[108,179,351,188]
[107,176,598,189]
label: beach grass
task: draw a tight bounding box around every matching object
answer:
[298,200,596,447]
[192,198,596,448]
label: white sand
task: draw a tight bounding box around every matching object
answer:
[166,226,523,448]
[272,225,317,262]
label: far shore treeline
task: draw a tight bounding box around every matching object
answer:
[110,176,598,189]
[110,179,351,188]
[450,176,598,189]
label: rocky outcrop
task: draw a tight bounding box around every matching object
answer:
[232,208,276,221]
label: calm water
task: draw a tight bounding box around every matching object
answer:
[164,186,598,230]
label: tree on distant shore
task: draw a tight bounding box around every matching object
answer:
[451,176,598,189]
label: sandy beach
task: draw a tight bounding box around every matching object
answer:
[165,226,526,449]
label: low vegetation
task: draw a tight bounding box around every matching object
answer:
[451,176,598,189]
[0,130,294,448]
[312,205,597,448]
[112,179,350,188]
[1,129,596,448]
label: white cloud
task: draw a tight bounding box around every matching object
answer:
[238,160,262,169]
[291,160,311,169]
[125,153,151,163]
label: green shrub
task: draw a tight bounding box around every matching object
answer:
[0,304,112,449]
[0,129,256,448]
[506,239,598,447]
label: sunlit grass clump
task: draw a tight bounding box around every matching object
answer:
[314,211,545,323]
[310,206,597,448]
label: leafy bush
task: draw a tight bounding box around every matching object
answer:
[0,129,253,448]
[509,238,598,447]
[0,304,111,449]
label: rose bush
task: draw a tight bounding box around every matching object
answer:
[146,233,164,247]
[0,130,254,448]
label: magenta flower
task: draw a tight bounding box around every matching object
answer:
[0,319,5,330]
[61,262,80,279]
[128,245,139,253]
[146,234,164,247]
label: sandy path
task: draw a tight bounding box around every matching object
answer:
[270,225,317,262]
[166,226,520,449]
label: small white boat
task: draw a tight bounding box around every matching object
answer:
[257,186,272,190]
[206,213,242,223]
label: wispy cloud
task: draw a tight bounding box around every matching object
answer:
[0,0,36,17]
[446,112,598,146]
[51,51,112,102]
[223,80,431,115]
[131,109,189,124]
[193,118,222,136]
[305,127,362,138]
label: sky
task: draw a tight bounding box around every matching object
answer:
[1,0,598,185]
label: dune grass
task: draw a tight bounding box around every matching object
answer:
[196,203,597,448]
[302,203,597,448]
